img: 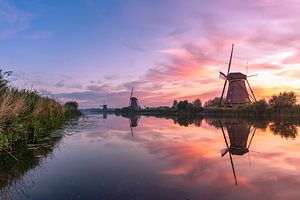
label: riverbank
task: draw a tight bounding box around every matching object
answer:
[0,72,81,152]
[115,103,300,121]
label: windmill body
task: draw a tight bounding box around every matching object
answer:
[130,97,140,109]
[224,72,251,106]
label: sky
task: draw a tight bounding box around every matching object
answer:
[1,0,300,108]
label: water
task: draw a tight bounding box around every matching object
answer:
[1,114,300,199]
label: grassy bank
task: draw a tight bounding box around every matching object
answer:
[116,92,300,120]
[0,70,81,152]
[203,103,300,120]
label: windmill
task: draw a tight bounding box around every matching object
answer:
[129,87,141,110]
[219,44,256,107]
[219,121,256,186]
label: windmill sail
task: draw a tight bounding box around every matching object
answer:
[219,44,234,107]
[219,71,227,80]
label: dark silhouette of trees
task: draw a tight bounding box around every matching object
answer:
[269,91,297,108]
[177,100,189,110]
[193,98,202,110]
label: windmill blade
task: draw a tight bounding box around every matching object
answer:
[220,121,230,148]
[248,151,251,166]
[137,115,141,125]
[130,87,134,98]
[229,151,238,186]
[247,74,258,78]
[219,44,234,107]
[219,79,227,106]
[221,148,229,157]
[220,121,238,186]
[219,71,227,80]
[227,44,234,75]
[130,127,134,138]
[247,127,256,149]
[246,79,257,102]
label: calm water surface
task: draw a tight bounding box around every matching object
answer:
[1,114,300,200]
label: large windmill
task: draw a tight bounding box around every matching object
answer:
[219,44,256,107]
[129,87,141,110]
[220,121,257,186]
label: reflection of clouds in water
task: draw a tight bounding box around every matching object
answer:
[5,114,300,200]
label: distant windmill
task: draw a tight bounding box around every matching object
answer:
[100,100,107,112]
[219,121,257,186]
[129,87,141,110]
[219,44,256,107]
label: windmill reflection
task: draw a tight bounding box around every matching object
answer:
[128,115,141,138]
[220,121,256,186]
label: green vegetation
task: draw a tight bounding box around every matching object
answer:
[117,90,300,121]
[0,70,81,152]
[204,97,223,108]
[116,98,204,116]
[204,91,299,119]
[64,101,82,119]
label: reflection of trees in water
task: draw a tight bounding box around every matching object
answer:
[0,135,61,199]
[205,118,222,129]
[269,122,298,139]
[205,117,300,140]
[172,116,203,127]
[133,114,203,127]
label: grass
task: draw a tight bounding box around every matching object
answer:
[0,71,81,152]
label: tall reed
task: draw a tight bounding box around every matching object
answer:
[0,70,81,152]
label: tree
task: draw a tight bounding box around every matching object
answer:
[269,91,297,108]
[193,98,202,110]
[64,101,79,109]
[204,97,223,108]
[177,100,189,110]
[0,69,12,89]
[172,99,178,109]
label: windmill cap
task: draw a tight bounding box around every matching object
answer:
[130,97,138,100]
[228,72,247,80]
